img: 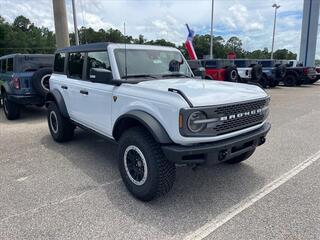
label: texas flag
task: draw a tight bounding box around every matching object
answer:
[185,24,198,60]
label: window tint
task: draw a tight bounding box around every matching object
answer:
[204,60,217,69]
[1,60,6,73]
[259,61,272,67]
[68,52,85,79]
[7,58,13,72]
[16,55,54,72]
[87,51,111,78]
[234,60,246,68]
[54,53,66,73]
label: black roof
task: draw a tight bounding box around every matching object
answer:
[0,53,53,60]
[56,42,110,53]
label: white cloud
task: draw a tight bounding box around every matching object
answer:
[0,0,317,59]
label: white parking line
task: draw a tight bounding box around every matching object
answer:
[184,150,320,240]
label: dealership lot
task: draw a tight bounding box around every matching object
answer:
[0,83,320,239]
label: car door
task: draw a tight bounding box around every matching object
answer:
[68,51,114,136]
[51,52,72,112]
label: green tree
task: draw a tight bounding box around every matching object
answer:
[13,15,31,32]
[273,49,297,60]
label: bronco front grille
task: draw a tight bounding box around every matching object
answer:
[212,98,269,135]
[214,99,268,115]
[179,98,270,137]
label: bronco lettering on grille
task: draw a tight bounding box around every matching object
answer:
[220,108,263,121]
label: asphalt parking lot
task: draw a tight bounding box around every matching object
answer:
[1,83,320,240]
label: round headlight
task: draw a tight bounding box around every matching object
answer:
[187,111,207,133]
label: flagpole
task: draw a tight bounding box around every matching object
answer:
[210,0,215,59]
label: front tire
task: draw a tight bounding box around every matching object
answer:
[225,149,255,164]
[283,74,297,87]
[118,127,176,201]
[2,92,20,120]
[47,102,74,142]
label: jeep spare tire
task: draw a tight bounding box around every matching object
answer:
[224,66,238,82]
[251,64,263,81]
[275,64,286,79]
[32,68,52,97]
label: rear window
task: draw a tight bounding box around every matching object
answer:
[68,52,85,79]
[234,60,247,68]
[54,53,66,73]
[7,58,13,72]
[15,55,54,72]
[259,61,272,67]
[1,59,6,73]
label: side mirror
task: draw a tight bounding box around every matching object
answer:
[89,68,113,83]
[193,67,206,79]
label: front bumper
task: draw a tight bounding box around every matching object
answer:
[162,122,271,165]
[7,94,44,105]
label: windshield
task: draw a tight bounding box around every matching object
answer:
[114,48,193,79]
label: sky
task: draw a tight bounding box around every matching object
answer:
[0,0,319,58]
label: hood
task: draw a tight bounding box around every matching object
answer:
[137,78,268,107]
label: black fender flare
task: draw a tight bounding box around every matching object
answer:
[113,110,172,144]
[1,81,13,95]
[45,89,69,118]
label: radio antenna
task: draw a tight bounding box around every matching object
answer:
[124,22,128,80]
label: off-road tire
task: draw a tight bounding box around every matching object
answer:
[118,127,176,201]
[225,149,255,164]
[283,74,297,87]
[268,79,279,88]
[275,64,286,79]
[2,92,20,120]
[47,102,74,142]
[32,68,52,97]
[259,75,268,89]
[224,66,238,82]
[251,64,263,82]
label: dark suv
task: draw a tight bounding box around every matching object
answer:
[257,60,286,88]
[0,54,54,120]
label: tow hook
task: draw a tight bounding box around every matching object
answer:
[260,137,266,145]
[218,150,228,161]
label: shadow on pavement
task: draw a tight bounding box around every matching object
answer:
[0,105,47,124]
[41,126,266,237]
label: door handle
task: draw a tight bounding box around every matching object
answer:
[61,85,68,90]
[80,90,89,95]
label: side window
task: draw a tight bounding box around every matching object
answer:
[205,60,217,69]
[68,52,85,79]
[7,58,13,72]
[87,51,111,79]
[54,53,66,73]
[0,60,5,73]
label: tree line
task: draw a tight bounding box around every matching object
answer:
[0,15,297,60]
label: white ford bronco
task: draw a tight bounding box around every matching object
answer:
[46,43,271,201]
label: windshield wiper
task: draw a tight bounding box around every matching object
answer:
[123,74,159,79]
[161,73,190,78]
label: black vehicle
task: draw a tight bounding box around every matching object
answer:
[256,60,286,88]
[281,60,317,86]
[0,54,54,120]
[232,59,263,86]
